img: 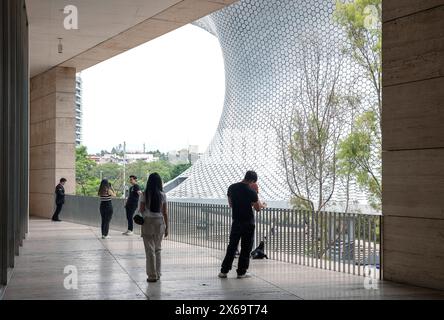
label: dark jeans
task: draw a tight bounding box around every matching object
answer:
[125,203,137,231]
[221,221,255,275]
[100,201,113,236]
[52,203,63,220]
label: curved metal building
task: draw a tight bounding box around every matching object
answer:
[168,0,371,205]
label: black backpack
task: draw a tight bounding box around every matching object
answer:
[251,241,268,259]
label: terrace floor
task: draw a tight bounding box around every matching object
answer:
[3,218,444,300]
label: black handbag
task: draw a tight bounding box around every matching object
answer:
[133,213,144,225]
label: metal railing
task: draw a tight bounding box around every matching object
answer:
[62,196,381,279]
[168,202,381,279]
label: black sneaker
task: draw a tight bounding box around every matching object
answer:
[52,218,62,222]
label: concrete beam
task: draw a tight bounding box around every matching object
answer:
[59,0,238,73]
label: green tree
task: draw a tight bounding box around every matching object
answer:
[75,146,98,196]
[338,111,381,210]
[171,163,192,180]
[93,162,121,181]
[144,160,174,182]
[334,0,381,122]
[125,160,188,189]
[335,0,382,210]
[76,177,101,196]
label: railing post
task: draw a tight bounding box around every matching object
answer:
[328,211,332,271]
[278,208,282,262]
[353,213,356,276]
[372,216,377,279]
[379,215,383,280]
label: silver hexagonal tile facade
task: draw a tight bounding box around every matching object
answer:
[168,0,372,207]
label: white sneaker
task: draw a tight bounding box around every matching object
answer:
[102,235,111,239]
[237,273,252,279]
[218,272,228,279]
[122,230,134,236]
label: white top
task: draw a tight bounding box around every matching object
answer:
[139,191,166,218]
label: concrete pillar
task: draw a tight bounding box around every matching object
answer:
[382,1,444,290]
[29,67,76,218]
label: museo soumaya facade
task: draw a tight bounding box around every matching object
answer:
[1,0,444,294]
[168,0,374,210]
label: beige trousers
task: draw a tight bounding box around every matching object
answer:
[142,234,163,280]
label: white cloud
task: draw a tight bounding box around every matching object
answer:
[81,24,225,154]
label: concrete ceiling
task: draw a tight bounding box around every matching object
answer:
[26,0,238,78]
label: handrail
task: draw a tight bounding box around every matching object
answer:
[62,195,381,279]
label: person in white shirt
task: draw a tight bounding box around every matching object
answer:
[139,173,169,282]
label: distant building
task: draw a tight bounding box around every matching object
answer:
[168,151,177,164]
[98,153,120,164]
[75,75,83,146]
[125,153,156,164]
[168,146,201,165]
[189,145,200,164]
[88,155,101,164]
[178,149,189,164]
[91,152,158,165]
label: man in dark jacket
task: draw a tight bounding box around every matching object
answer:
[52,178,67,222]
[122,175,142,235]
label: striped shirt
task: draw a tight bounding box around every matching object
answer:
[99,192,112,202]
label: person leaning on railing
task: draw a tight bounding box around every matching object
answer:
[219,170,264,279]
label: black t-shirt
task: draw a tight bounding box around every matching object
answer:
[127,184,141,206]
[227,182,258,224]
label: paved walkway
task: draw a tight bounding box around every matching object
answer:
[3,218,444,300]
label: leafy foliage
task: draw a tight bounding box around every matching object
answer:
[75,147,191,197]
[75,146,98,196]
[334,0,381,115]
[338,111,381,210]
[334,0,382,210]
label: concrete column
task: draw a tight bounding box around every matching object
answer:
[29,67,76,218]
[382,1,444,290]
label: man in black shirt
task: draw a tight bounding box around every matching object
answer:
[219,171,262,279]
[52,178,67,222]
[123,175,142,235]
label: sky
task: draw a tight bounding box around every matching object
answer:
[81,24,225,155]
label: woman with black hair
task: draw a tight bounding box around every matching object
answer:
[98,179,116,239]
[139,172,169,282]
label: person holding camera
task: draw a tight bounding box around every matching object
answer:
[219,171,263,279]
[123,175,142,235]
[98,179,116,239]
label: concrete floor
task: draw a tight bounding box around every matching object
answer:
[3,218,444,300]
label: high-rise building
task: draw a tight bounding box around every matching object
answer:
[188,145,200,164]
[75,75,83,146]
